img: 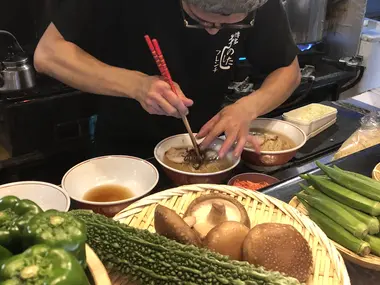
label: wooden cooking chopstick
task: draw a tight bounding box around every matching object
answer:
[144,35,202,159]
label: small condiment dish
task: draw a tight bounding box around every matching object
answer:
[228,173,280,190]
[0,181,70,212]
[62,155,159,217]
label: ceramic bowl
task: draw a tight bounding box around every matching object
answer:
[242,118,307,168]
[227,173,280,190]
[154,134,240,186]
[0,181,70,211]
[62,155,159,217]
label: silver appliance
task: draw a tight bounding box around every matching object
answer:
[282,0,328,44]
[0,30,36,93]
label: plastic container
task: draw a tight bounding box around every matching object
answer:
[283,103,337,136]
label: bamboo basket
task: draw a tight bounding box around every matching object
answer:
[290,196,380,271]
[86,244,112,285]
[114,184,350,285]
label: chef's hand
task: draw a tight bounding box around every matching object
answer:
[136,76,193,118]
[197,97,261,158]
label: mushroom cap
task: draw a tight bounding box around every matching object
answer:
[184,193,250,238]
[154,205,202,247]
[204,221,250,261]
[242,223,313,282]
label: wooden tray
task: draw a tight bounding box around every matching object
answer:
[86,244,112,285]
[290,196,380,271]
[114,184,350,285]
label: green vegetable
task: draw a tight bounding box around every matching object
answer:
[299,199,371,257]
[297,191,368,239]
[0,245,12,262]
[334,166,380,187]
[301,184,380,235]
[70,210,301,285]
[364,235,380,256]
[0,196,42,251]
[317,162,380,201]
[25,210,87,266]
[302,174,380,216]
[0,244,90,285]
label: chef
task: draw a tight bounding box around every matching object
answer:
[34,0,301,158]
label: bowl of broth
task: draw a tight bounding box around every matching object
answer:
[242,118,307,167]
[154,134,240,185]
[61,155,159,217]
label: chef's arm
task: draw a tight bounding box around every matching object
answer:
[34,23,146,99]
[246,57,301,118]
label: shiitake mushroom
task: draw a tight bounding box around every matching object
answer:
[242,223,313,282]
[184,193,250,239]
[154,205,202,247]
[204,221,250,260]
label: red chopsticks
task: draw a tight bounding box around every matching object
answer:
[144,35,202,159]
[144,35,177,95]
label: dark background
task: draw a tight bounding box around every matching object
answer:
[1,0,379,55]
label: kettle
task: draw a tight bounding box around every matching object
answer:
[0,30,36,93]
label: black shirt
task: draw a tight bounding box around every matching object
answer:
[53,0,298,157]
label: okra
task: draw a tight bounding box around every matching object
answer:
[334,166,380,188]
[297,192,368,238]
[317,162,380,201]
[304,174,380,216]
[364,235,380,257]
[300,199,371,257]
[300,184,380,235]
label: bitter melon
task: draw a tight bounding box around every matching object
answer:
[70,210,300,285]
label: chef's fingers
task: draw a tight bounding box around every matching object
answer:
[246,135,261,154]
[200,119,225,151]
[197,114,220,139]
[152,93,181,118]
[234,134,248,157]
[161,89,189,116]
[219,129,239,158]
[150,103,166,116]
[173,82,194,107]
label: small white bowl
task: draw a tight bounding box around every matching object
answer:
[0,181,70,212]
[61,155,159,217]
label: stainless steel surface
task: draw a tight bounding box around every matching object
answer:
[326,0,368,59]
[0,30,36,92]
[282,0,328,44]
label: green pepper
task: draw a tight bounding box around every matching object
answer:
[0,245,12,262]
[0,196,42,251]
[0,244,90,285]
[25,210,87,266]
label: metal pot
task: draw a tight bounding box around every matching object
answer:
[282,0,328,44]
[0,30,36,93]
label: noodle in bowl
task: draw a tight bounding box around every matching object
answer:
[154,134,240,186]
[242,118,307,167]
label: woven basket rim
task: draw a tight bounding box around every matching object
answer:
[114,184,350,284]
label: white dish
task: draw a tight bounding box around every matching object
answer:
[283,104,337,136]
[0,181,70,212]
[307,118,337,140]
[61,155,159,206]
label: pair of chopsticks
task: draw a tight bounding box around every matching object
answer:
[144,35,202,160]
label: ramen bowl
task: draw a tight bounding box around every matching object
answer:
[62,155,159,217]
[242,118,307,168]
[154,134,240,186]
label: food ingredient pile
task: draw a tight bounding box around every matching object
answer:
[296,161,380,257]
